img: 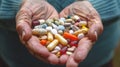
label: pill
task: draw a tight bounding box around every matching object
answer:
[32,29,47,35]
[58,30,63,35]
[54,46,61,51]
[35,24,47,29]
[81,26,89,34]
[59,19,65,25]
[32,21,40,27]
[65,19,73,23]
[63,32,78,41]
[54,20,60,25]
[60,46,67,55]
[46,19,53,26]
[69,41,78,45]
[40,40,47,46]
[38,19,45,24]
[41,24,48,28]
[58,44,63,48]
[64,23,71,27]
[47,39,59,51]
[34,25,41,29]
[51,29,58,34]
[46,26,52,31]
[56,52,61,57]
[51,49,59,54]
[59,17,66,21]
[79,21,87,26]
[66,51,72,55]
[67,46,76,52]
[73,29,83,36]
[71,25,79,31]
[47,32,53,41]
[57,25,65,30]
[77,33,84,39]
[69,30,74,34]
[71,15,80,21]
[55,34,68,46]
[39,35,47,40]
[52,23,58,29]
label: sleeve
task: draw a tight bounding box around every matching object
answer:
[0,0,22,19]
[88,0,120,21]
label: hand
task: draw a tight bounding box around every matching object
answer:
[59,1,103,67]
[16,0,59,64]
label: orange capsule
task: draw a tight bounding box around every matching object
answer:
[63,32,78,41]
[40,40,48,46]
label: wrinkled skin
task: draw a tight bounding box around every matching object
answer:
[16,0,59,64]
[16,0,103,67]
[59,1,103,67]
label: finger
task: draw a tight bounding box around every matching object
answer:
[59,54,69,65]
[59,7,70,18]
[48,54,59,65]
[16,7,33,42]
[16,21,32,42]
[74,37,93,62]
[88,19,103,42]
[66,54,78,67]
[27,36,50,58]
[28,49,49,63]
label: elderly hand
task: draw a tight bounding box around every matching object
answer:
[16,0,59,64]
[59,1,103,67]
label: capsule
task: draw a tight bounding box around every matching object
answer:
[66,51,73,55]
[79,21,87,26]
[38,19,45,24]
[67,46,76,52]
[47,39,59,51]
[32,29,47,35]
[77,33,84,39]
[47,32,53,42]
[55,34,68,46]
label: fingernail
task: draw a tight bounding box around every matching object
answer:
[94,31,97,37]
[22,31,25,40]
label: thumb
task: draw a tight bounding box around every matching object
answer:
[16,7,32,42]
[74,37,93,63]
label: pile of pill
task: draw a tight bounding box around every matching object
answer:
[32,15,89,57]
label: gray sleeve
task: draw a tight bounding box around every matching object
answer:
[0,0,22,19]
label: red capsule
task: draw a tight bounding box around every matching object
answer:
[69,41,78,47]
[60,46,68,55]
[32,21,40,27]
[75,19,81,22]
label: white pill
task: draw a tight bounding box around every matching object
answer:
[51,50,59,54]
[77,33,84,39]
[67,46,76,52]
[52,23,58,29]
[46,26,52,32]
[69,30,74,34]
[38,19,45,24]
[51,29,58,34]
[54,46,61,51]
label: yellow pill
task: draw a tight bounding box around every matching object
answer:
[55,34,68,46]
[81,26,89,34]
[56,52,61,57]
[47,39,59,51]
[47,32,53,41]
[73,29,83,36]
[66,51,73,56]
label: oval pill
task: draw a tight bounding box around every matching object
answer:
[47,32,53,41]
[47,39,59,51]
[55,34,68,46]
